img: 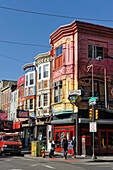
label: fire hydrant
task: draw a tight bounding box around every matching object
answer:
[41,146,45,158]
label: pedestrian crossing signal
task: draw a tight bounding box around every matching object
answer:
[95,110,98,119]
[89,109,92,119]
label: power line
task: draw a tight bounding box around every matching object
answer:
[0,53,28,63]
[0,5,113,23]
[0,40,50,48]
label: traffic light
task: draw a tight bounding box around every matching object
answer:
[95,110,98,119]
[89,109,92,119]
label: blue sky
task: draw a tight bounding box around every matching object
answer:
[0,0,113,81]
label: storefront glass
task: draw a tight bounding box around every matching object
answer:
[100,132,107,150]
[108,132,113,150]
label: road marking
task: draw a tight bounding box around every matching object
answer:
[84,162,110,165]
[98,166,110,168]
[43,165,55,169]
[10,169,22,170]
[31,164,39,166]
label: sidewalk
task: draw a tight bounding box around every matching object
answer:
[24,150,113,162]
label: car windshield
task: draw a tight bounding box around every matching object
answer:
[3,136,21,142]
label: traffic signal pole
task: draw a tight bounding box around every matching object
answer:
[91,65,97,159]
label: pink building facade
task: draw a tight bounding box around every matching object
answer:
[50,20,113,155]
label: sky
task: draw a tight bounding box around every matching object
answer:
[0,0,113,81]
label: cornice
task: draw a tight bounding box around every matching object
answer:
[50,20,113,45]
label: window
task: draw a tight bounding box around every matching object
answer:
[55,45,63,58]
[38,95,41,107]
[39,66,41,80]
[59,85,62,101]
[25,100,27,110]
[54,85,62,103]
[29,99,33,109]
[43,94,48,106]
[55,45,63,69]
[30,73,34,85]
[43,64,49,78]
[26,75,28,86]
[88,44,104,60]
[54,87,58,103]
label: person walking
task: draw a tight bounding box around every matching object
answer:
[62,136,68,159]
[49,137,55,158]
[71,137,76,158]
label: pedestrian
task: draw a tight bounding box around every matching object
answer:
[71,137,76,158]
[49,137,55,158]
[62,136,68,159]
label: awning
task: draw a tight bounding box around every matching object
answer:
[79,118,113,124]
[51,118,74,125]
[53,111,73,116]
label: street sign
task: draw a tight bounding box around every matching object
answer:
[69,90,81,96]
[89,97,97,106]
[89,122,97,132]
[89,100,96,106]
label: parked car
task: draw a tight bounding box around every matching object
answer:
[0,133,22,155]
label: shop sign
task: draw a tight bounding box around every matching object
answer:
[89,122,97,132]
[69,90,81,96]
[22,124,29,127]
[0,120,13,130]
[17,109,29,118]
[68,95,82,106]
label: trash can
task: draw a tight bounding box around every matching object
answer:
[37,141,43,157]
[31,141,38,157]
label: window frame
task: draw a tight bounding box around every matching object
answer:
[29,98,33,110]
[43,93,48,107]
[55,45,63,58]
[26,74,28,86]
[88,44,104,60]
[38,95,41,107]
[54,84,62,103]
[43,64,49,78]
[25,100,27,110]
[29,72,34,85]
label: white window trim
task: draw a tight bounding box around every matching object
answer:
[37,62,50,81]
[25,71,36,88]
[43,93,49,107]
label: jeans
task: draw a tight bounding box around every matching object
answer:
[63,149,68,157]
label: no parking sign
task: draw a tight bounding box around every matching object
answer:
[89,122,97,132]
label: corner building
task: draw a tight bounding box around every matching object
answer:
[50,20,113,155]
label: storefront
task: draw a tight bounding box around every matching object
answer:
[51,118,75,153]
[79,118,113,155]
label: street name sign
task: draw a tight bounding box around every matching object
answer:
[69,90,81,96]
[89,97,96,106]
[89,122,97,132]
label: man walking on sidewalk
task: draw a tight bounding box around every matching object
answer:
[62,136,68,159]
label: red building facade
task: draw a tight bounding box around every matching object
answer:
[50,20,113,155]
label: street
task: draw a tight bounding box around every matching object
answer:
[1,155,113,170]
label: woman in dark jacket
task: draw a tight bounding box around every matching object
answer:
[62,136,68,159]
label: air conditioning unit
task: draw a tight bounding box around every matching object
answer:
[51,82,56,88]
[96,56,102,61]
[56,80,62,86]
